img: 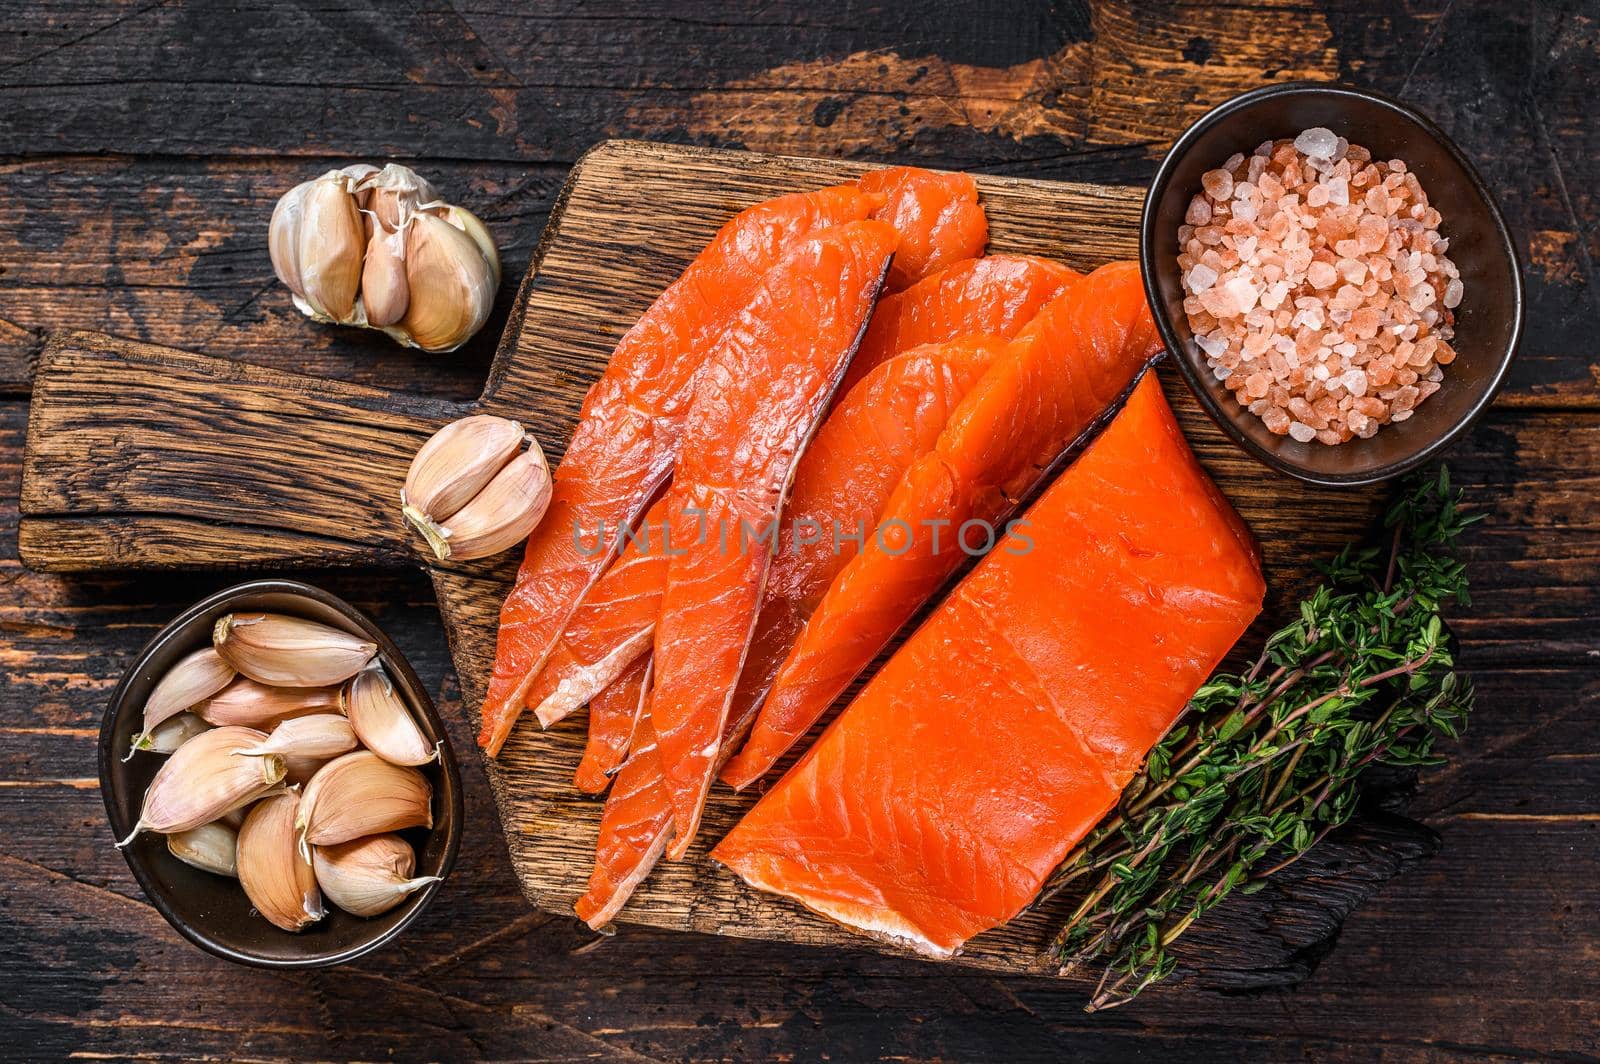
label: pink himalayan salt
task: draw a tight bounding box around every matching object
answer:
[1179,131,1462,445]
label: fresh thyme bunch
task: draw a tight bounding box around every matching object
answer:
[1044,467,1478,1010]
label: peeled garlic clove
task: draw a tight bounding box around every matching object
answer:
[213,613,377,688]
[297,174,366,323]
[167,821,238,878]
[397,211,496,352]
[127,646,236,758]
[342,663,436,766]
[238,713,358,760]
[296,750,432,858]
[433,443,552,561]
[313,834,440,918]
[119,726,285,845]
[238,791,325,932]
[129,711,211,758]
[194,676,341,728]
[361,224,410,327]
[268,179,315,298]
[401,414,525,550]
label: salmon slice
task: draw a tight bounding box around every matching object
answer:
[574,655,651,794]
[724,261,1159,790]
[480,184,878,755]
[528,497,671,730]
[570,337,1001,926]
[651,219,898,860]
[840,254,1077,397]
[712,373,1266,958]
[860,166,988,292]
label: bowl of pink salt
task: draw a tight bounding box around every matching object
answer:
[1142,82,1521,486]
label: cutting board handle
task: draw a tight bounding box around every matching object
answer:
[19,331,467,572]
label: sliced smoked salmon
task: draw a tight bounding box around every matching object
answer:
[840,254,1077,397]
[480,183,878,755]
[573,656,650,794]
[724,261,1159,790]
[651,219,898,859]
[860,166,988,292]
[528,496,671,730]
[712,373,1266,958]
[571,336,1002,925]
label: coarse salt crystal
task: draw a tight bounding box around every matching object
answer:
[1187,263,1218,291]
[1288,421,1318,442]
[1294,127,1339,160]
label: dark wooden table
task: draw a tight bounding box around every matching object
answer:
[2,2,1596,1060]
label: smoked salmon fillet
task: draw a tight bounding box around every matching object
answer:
[651,219,899,859]
[840,254,1077,396]
[528,496,671,730]
[859,167,988,292]
[573,656,650,794]
[571,336,1003,925]
[713,373,1266,958]
[722,261,1160,790]
[480,184,878,755]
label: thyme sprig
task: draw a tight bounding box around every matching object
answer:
[1044,467,1478,1011]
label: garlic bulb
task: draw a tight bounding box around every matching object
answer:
[119,726,285,845]
[269,163,499,352]
[127,646,235,758]
[296,750,432,858]
[342,663,437,766]
[167,821,239,878]
[194,676,341,728]
[312,834,440,917]
[401,416,550,562]
[213,613,377,688]
[238,791,326,932]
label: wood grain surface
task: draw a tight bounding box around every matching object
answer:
[20,139,1388,977]
[2,1,1596,1060]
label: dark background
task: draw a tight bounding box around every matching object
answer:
[2,2,1596,1060]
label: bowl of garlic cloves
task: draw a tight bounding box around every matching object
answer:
[100,579,462,968]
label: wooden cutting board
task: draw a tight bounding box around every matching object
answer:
[20,140,1394,979]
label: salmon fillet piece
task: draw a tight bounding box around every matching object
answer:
[724,261,1160,789]
[573,655,651,794]
[528,496,671,730]
[651,220,899,859]
[860,166,988,292]
[480,184,878,755]
[713,373,1266,958]
[571,336,1003,925]
[841,254,1077,397]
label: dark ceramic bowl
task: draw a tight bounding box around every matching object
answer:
[100,579,462,968]
[1142,82,1522,486]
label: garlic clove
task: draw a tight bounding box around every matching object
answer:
[129,711,211,758]
[193,676,342,728]
[119,726,285,845]
[127,646,236,757]
[361,224,410,327]
[400,414,525,548]
[396,211,496,352]
[219,803,250,830]
[238,713,358,761]
[282,753,330,787]
[213,613,377,688]
[341,663,437,766]
[238,791,326,932]
[339,163,381,209]
[297,174,366,323]
[167,820,239,878]
[268,179,315,298]
[312,833,440,918]
[295,750,432,859]
[439,204,502,288]
[363,163,438,230]
[432,442,552,561]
